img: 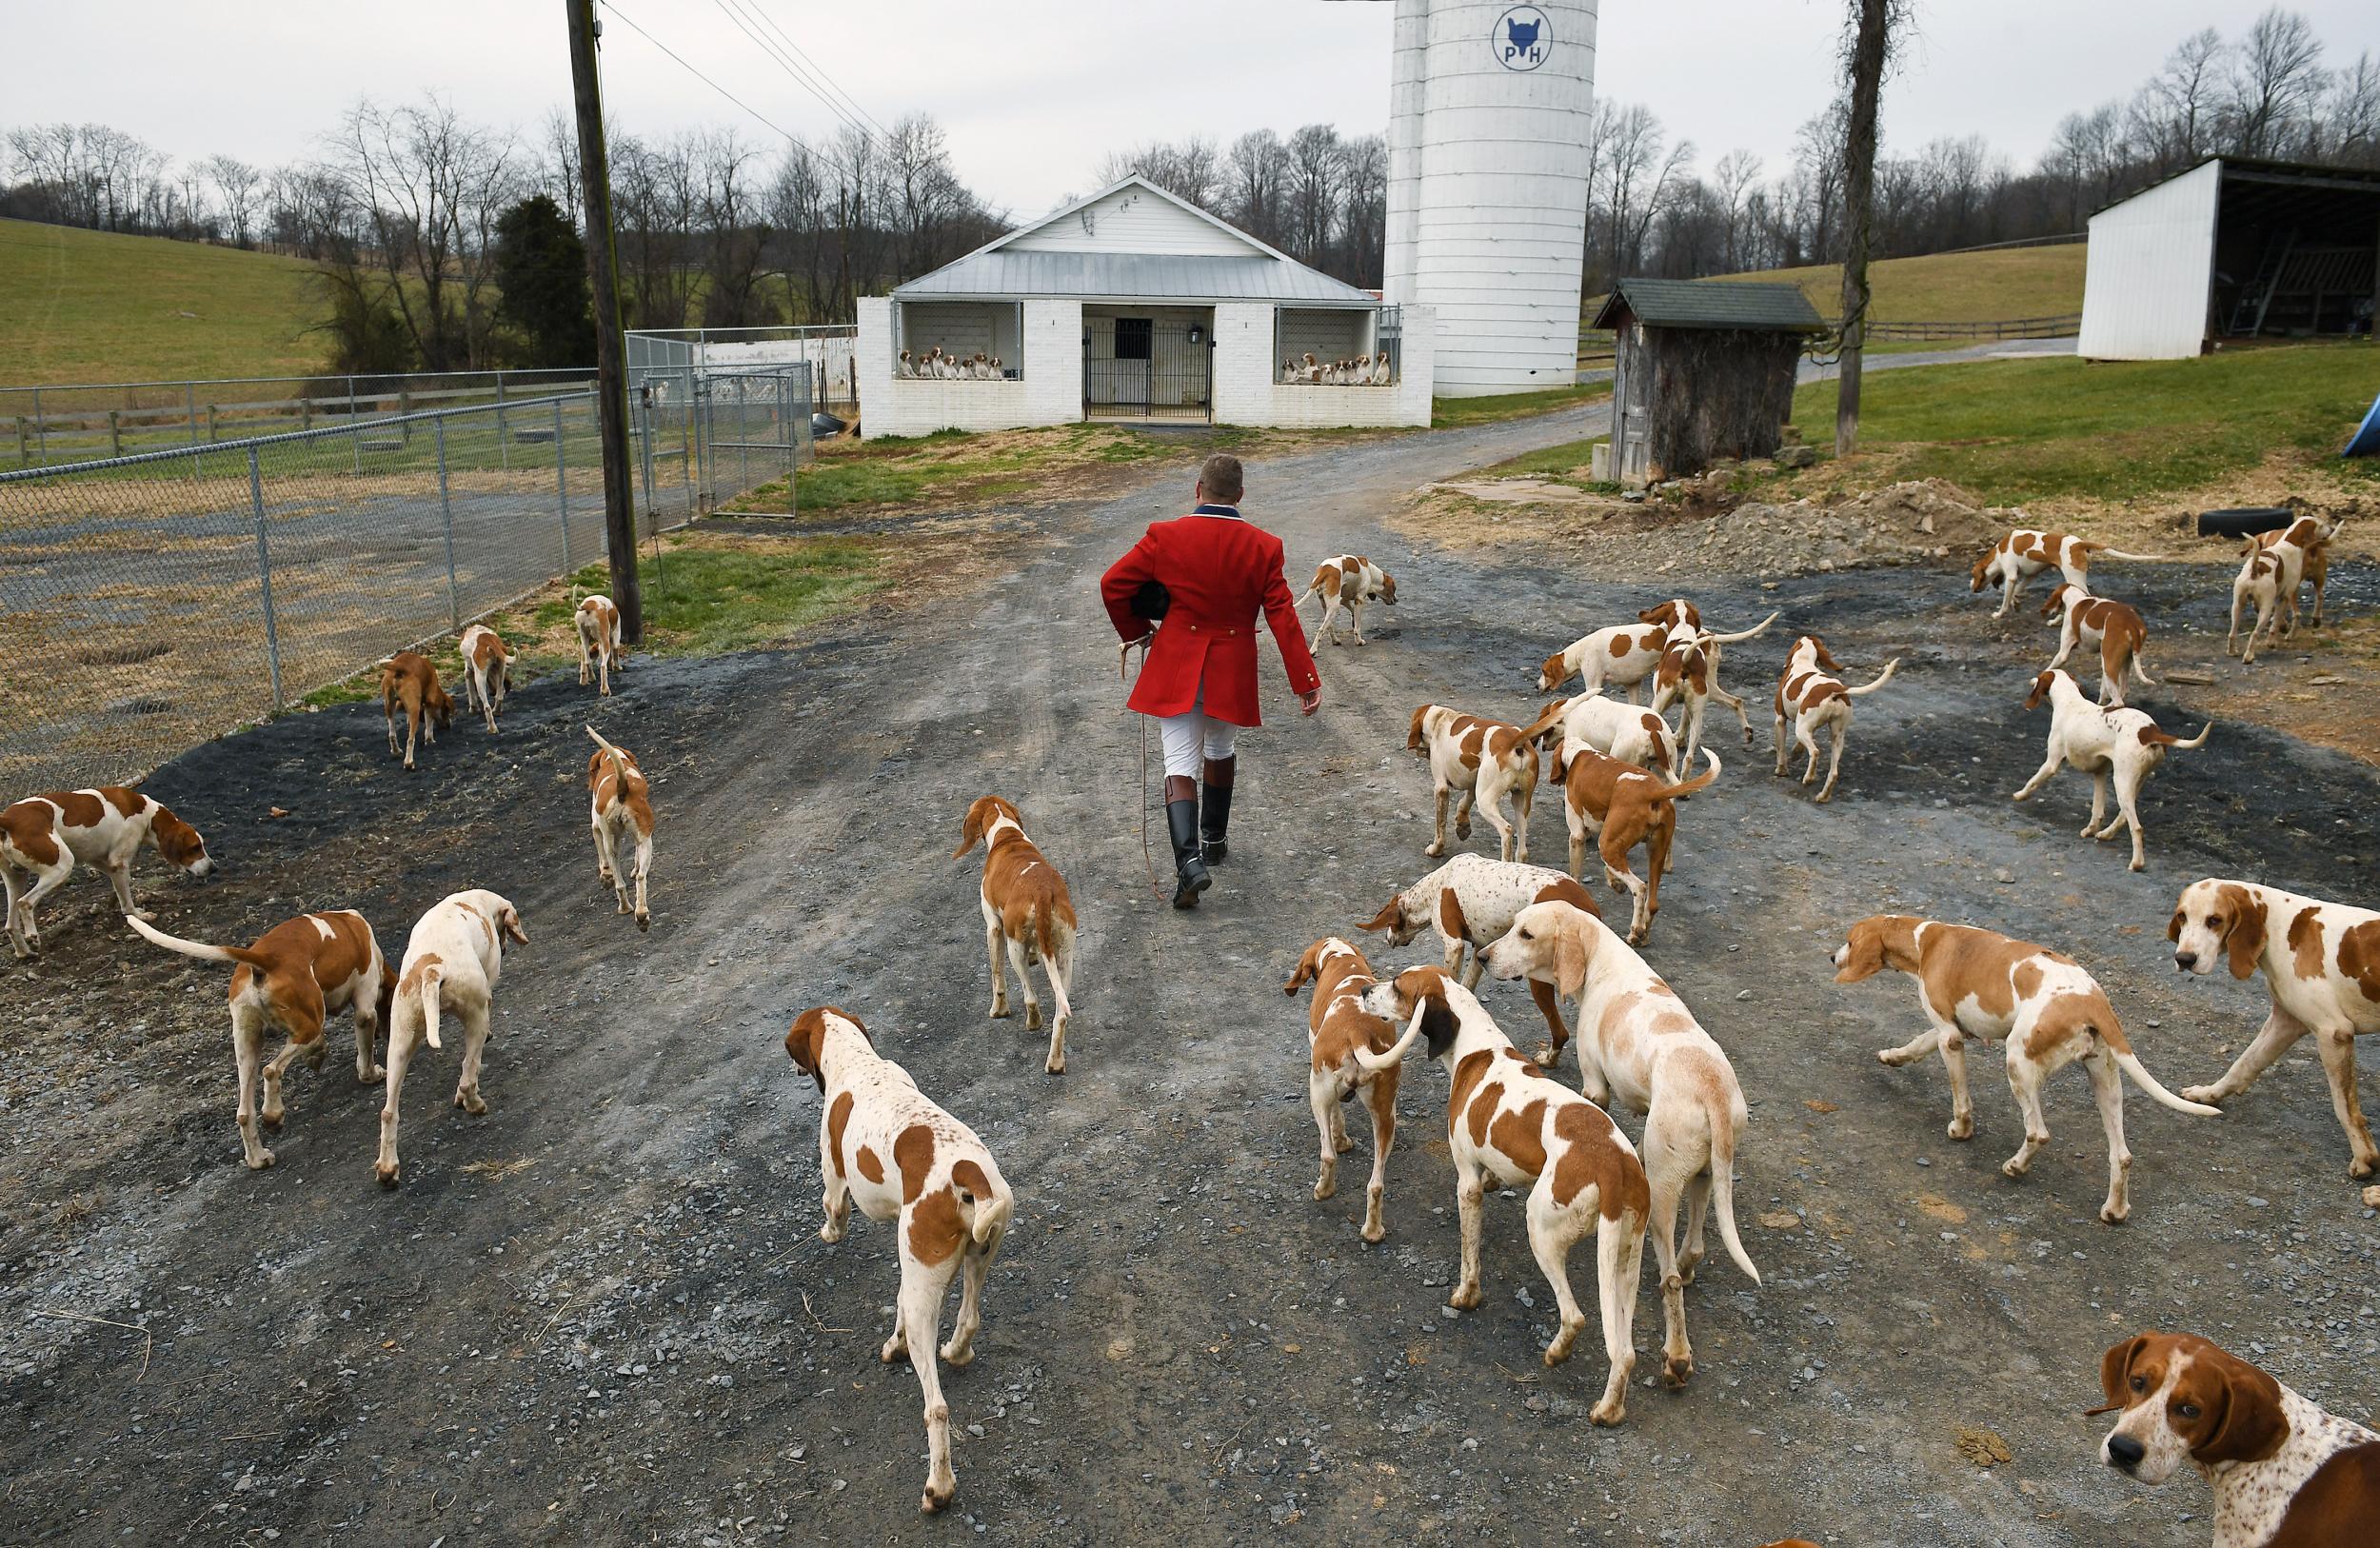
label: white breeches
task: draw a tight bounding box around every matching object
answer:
[1158,689,1238,779]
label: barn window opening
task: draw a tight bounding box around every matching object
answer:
[1113,317,1154,361]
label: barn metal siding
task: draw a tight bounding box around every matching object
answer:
[2079,161,2222,361]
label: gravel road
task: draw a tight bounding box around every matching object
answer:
[4,400,2373,1547]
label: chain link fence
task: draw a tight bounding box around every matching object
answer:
[1,365,810,795]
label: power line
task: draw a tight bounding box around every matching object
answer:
[741,0,891,143]
[707,0,876,147]
[595,0,798,144]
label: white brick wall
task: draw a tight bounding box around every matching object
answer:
[1212,303,1434,428]
[858,297,1083,439]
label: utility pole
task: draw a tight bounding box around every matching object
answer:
[1835,0,1894,460]
[565,0,643,643]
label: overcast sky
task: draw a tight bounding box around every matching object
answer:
[10,1,2375,219]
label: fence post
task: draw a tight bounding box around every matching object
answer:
[249,447,284,708]
[497,372,509,470]
[554,398,572,575]
[12,416,25,467]
[436,416,461,632]
[109,409,122,458]
[399,388,412,444]
[301,393,313,431]
[32,387,45,465]
[639,387,657,527]
[185,382,198,449]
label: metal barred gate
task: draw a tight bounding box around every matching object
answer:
[1083,319,1211,422]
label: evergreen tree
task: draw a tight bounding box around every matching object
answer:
[492,194,595,368]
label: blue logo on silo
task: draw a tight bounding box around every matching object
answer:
[1495,6,1551,70]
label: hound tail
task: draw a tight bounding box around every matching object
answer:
[2113,1049,2221,1117]
[126,915,271,970]
[1708,1096,1761,1284]
[1845,658,1902,697]
[2131,649,2156,686]
[1643,748,1722,804]
[959,1170,1015,1251]
[1705,609,1781,646]
[2141,722,2213,750]
[586,724,632,791]
[416,963,446,1049]
[1354,1001,1431,1074]
[2087,546,2165,564]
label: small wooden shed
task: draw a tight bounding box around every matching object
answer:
[1592,278,1825,484]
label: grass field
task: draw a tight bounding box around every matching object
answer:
[0,219,327,386]
[1790,341,2377,505]
[1718,243,2085,326]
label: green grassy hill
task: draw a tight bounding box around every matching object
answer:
[1721,243,2085,325]
[0,217,327,385]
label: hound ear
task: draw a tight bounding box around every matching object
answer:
[2220,884,2267,980]
[1971,551,1993,591]
[1553,909,1590,999]
[2166,906,2185,943]
[2096,1334,2149,1411]
[784,1009,828,1091]
[2040,588,2064,619]
[1285,941,1324,995]
[1418,984,1459,1060]
[1406,705,1431,750]
[952,800,986,859]
[1833,919,1886,983]
[2194,1349,2288,1465]
[500,906,529,945]
[2023,671,2052,710]
[1538,651,1567,688]
[1812,636,1842,671]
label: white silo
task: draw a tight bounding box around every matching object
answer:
[1377,1,1598,395]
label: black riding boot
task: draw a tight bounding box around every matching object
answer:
[1166,799,1211,909]
[1200,756,1235,864]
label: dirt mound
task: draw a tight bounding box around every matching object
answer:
[1684,478,2009,578]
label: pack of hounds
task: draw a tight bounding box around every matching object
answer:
[1280,349,1395,387]
[896,346,1006,381]
[6,523,2374,1536]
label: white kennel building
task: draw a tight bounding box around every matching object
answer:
[855,176,1433,438]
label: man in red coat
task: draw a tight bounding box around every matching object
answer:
[1101,453,1321,908]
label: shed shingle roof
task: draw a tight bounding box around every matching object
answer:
[1590,278,1826,333]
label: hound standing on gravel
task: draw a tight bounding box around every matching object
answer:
[1771,635,1900,803]
[952,796,1077,1074]
[1408,705,1539,864]
[1525,691,1680,784]
[459,624,512,732]
[379,652,455,771]
[375,888,527,1188]
[1355,851,1601,1062]
[1971,529,2157,618]
[1286,937,1402,1241]
[128,909,391,1170]
[586,726,656,931]
[576,594,624,696]
[1537,622,1670,701]
[2013,668,2211,872]
[2,786,213,958]
[2256,514,2344,632]
[2167,877,2380,1180]
[1548,743,1719,945]
[786,1006,1014,1515]
[1831,914,2217,1222]
[2041,585,2153,706]
[1297,554,1398,646]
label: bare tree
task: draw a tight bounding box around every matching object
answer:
[199,155,263,248]
[330,93,519,369]
[2319,51,2380,165]
[2131,29,2228,172]
[1835,0,1910,459]
[1225,129,1291,251]
[2223,7,2329,156]
[1712,149,1763,270]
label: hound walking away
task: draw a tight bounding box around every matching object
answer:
[1407,705,1539,864]
[460,623,512,732]
[586,726,656,930]
[1482,899,1759,1388]
[2042,585,2153,705]
[787,1007,1014,1515]
[577,594,624,696]
[2094,1331,2378,1547]
[1286,937,1402,1240]
[1549,742,1720,945]
[2013,668,2211,871]
[1298,554,1398,646]
[2,785,212,958]
[1523,691,1679,784]
[128,910,391,1170]
[379,652,455,771]
[2167,878,2380,1179]
[1771,635,1900,803]
[1972,528,2158,617]
[952,796,1077,1074]
[2228,539,2292,664]
[1356,852,1601,1062]
[2256,514,2343,631]
[1649,628,1755,767]
[375,889,527,1188]
[1354,967,1649,1423]
[1831,915,2217,1222]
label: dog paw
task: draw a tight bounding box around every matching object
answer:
[2350,1157,2376,1180]
[989,1003,1011,1021]
[1024,1006,1041,1030]
[1447,1283,1481,1311]
[1362,1219,1386,1244]
[1948,1116,1974,1141]
[2099,1201,2131,1224]
[819,1221,844,1243]
[2178,1085,2224,1106]
[881,1335,905,1364]
[636,913,650,933]
[939,1339,975,1366]
[376,1163,400,1189]
[2001,1157,2031,1179]
[1589,1398,1627,1427]
[1313,1172,1337,1200]
[1043,1054,1064,1076]
[920,1480,955,1516]
[1662,1354,1695,1388]
[261,1108,285,1130]
[2128,858,2146,873]
[1423,843,1445,858]
[1333,1134,1355,1156]
[248,1148,277,1170]
[456,1090,487,1117]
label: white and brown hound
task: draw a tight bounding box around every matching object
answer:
[129,910,391,1170]
[1407,705,1539,864]
[1972,529,2157,618]
[1548,743,1720,945]
[379,652,455,771]
[1286,937,1402,1241]
[2229,539,2292,664]
[1649,628,1753,767]
[375,888,527,1188]
[2013,669,2211,871]
[1481,899,1758,1387]
[2,786,212,958]
[2257,514,2343,632]
[1298,554,1398,646]
[1524,691,1680,784]
[1356,852,1602,1060]
[576,594,624,696]
[1771,635,1900,803]
[788,1006,1015,1515]
[459,623,512,732]
[586,726,656,930]
[953,796,1077,1074]
[1538,623,1671,701]
[1831,915,2217,1222]
[2095,1331,2379,1547]
[2042,584,2153,705]
[2168,878,2380,1179]
[1355,967,1649,1422]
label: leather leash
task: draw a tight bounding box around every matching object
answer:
[1121,634,1169,902]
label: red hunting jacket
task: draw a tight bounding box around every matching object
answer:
[1100,506,1320,727]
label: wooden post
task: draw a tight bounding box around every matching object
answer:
[1835,0,1893,460]
[566,0,643,643]
[109,408,123,458]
